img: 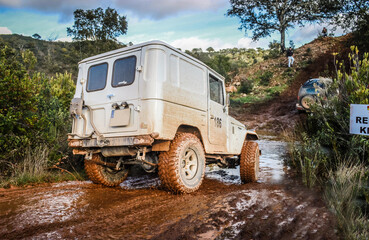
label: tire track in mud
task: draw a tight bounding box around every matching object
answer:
[0,137,337,240]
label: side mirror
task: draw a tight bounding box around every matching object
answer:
[226,93,230,107]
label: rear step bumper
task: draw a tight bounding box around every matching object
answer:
[68,135,154,148]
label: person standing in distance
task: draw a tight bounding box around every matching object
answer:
[287,47,294,67]
[322,27,328,37]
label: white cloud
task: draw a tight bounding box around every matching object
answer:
[291,23,345,47]
[115,0,228,19]
[0,27,12,34]
[0,0,99,22]
[236,38,270,49]
[0,0,228,21]
[171,37,233,51]
[0,0,20,7]
[155,36,271,51]
[56,37,73,42]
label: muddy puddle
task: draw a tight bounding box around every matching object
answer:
[0,136,337,240]
[206,135,288,185]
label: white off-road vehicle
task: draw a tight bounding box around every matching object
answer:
[68,41,260,193]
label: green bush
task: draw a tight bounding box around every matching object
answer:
[0,42,75,180]
[238,79,254,94]
[290,46,369,238]
[293,47,369,174]
[259,71,273,86]
[325,164,369,239]
[264,40,281,59]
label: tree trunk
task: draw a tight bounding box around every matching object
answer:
[280,28,286,53]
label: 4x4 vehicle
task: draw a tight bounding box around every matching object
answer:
[296,77,332,111]
[68,41,259,193]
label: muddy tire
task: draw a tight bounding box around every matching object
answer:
[158,133,205,194]
[240,141,260,183]
[300,95,315,110]
[84,154,128,187]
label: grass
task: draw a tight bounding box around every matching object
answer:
[231,95,262,105]
[230,84,287,106]
[325,164,369,240]
[0,171,85,188]
[0,144,85,188]
[287,129,369,239]
[287,133,329,188]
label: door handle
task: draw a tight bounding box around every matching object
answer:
[210,115,215,119]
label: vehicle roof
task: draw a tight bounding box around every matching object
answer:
[79,40,225,81]
[303,77,332,85]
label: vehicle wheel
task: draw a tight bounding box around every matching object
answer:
[240,141,260,183]
[84,154,128,187]
[158,133,205,194]
[300,95,315,110]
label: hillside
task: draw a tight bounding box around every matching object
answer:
[0,34,125,79]
[229,35,352,132]
[0,34,275,83]
[0,33,351,134]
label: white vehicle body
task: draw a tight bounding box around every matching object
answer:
[68,41,259,193]
[69,40,255,154]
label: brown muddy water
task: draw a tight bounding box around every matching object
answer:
[0,136,337,240]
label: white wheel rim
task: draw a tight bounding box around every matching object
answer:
[181,148,198,180]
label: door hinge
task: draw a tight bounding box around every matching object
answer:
[136,66,143,72]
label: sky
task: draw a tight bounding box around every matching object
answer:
[0,0,341,51]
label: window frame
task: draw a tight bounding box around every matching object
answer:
[209,74,225,106]
[111,55,137,88]
[86,62,108,92]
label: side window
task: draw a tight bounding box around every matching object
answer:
[112,56,136,87]
[209,75,224,105]
[87,63,108,92]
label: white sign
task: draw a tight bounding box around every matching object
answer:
[350,104,369,136]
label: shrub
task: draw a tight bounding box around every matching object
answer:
[325,164,369,239]
[264,40,281,59]
[259,71,273,86]
[304,47,312,56]
[238,79,254,94]
[290,46,369,238]
[0,42,75,180]
[292,47,369,176]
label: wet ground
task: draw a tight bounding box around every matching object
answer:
[0,136,337,239]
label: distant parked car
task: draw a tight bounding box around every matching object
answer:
[296,78,332,111]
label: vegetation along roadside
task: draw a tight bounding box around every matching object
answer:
[288,46,369,239]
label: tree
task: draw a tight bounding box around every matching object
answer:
[319,0,369,31]
[206,55,232,82]
[227,0,320,52]
[67,7,128,41]
[206,47,215,53]
[0,42,75,172]
[319,0,369,51]
[32,33,41,40]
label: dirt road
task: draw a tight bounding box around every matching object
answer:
[0,136,337,240]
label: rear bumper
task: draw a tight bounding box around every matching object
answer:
[296,103,304,111]
[68,135,154,148]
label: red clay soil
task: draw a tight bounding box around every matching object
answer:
[0,177,337,240]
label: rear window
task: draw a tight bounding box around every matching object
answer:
[112,56,136,87]
[303,79,319,88]
[87,63,108,92]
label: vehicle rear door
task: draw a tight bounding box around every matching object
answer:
[83,49,142,135]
